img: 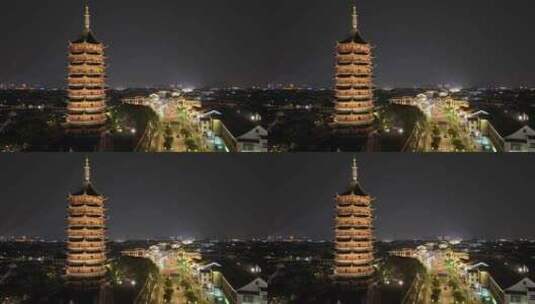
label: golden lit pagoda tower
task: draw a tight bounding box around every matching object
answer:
[333,4,375,135]
[334,157,375,287]
[66,2,108,134]
[66,157,107,289]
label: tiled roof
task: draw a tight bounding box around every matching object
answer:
[72,183,101,197]
[340,31,368,44]
[73,30,100,44]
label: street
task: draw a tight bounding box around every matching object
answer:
[417,101,476,152]
[411,252,479,304]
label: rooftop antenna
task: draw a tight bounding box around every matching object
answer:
[84,157,91,185]
[352,3,358,33]
[84,1,91,32]
[351,156,358,184]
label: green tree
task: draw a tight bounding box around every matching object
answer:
[432,137,441,150]
[180,128,191,138]
[185,138,199,151]
[163,125,174,150]
[431,288,441,303]
[432,126,440,137]
[164,278,174,303]
[453,139,465,151]
[185,288,197,303]
[453,289,465,303]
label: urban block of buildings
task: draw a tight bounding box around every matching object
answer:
[123,92,269,152]
[390,240,535,304]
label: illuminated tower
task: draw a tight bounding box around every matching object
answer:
[334,157,375,287]
[66,157,107,289]
[66,2,108,134]
[333,3,375,135]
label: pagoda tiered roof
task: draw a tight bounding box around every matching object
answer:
[340,180,368,196]
[333,5,375,135]
[72,182,102,197]
[334,157,376,286]
[340,31,368,45]
[66,158,107,287]
[73,30,101,44]
[66,4,108,135]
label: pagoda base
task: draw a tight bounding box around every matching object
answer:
[335,275,375,289]
[332,124,376,136]
[62,280,112,304]
[326,134,370,152]
[323,280,380,304]
[65,124,108,136]
[62,130,107,152]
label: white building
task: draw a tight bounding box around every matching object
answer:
[466,110,490,136]
[236,278,268,304]
[197,262,222,290]
[236,126,268,152]
[504,278,535,304]
[200,109,269,152]
[466,262,490,289]
[503,126,535,152]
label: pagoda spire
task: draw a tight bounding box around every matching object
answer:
[84,1,91,32]
[84,157,91,185]
[352,3,358,33]
[351,156,358,184]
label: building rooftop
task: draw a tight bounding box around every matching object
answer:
[484,107,533,138]
[340,5,368,45]
[505,278,535,294]
[71,158,101,197]
[504,125,535,142]
[485,258,534,290]
[72,183,101,197]
[73,30,100,44]
[340,181,368,197]
[340,31,368,45]
[216,259,265,291]
[214,108,264,138]
[72,5,100,45]
[339,158,369,197]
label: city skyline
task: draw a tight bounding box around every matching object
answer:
[1,154,535,241]
[1,0,535,88]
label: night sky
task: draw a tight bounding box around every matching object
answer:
[1,0,535,88]
[0,154,534,241]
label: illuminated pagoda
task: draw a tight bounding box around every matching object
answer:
[334,157,375,287]
[66,2,108,135]
[333,3,375,135]
[66,157,108,289]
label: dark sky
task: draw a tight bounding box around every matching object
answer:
[1,0,534,88]
[0,154,534,241]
